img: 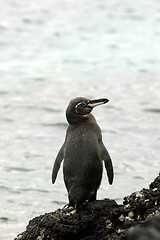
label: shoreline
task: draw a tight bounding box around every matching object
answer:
[15,175,160,240]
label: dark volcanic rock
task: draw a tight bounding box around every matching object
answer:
[15,175,160,240]
[125,215,160,240]
[15,199,121,240]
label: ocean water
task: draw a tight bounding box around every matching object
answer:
[0,0,160,239]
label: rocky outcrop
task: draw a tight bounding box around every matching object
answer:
[15,175,160,240]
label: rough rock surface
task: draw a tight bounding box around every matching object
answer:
[15,175,160,240]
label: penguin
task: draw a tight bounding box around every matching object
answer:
[52,97,114,208]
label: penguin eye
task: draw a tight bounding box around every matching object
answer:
[81,102,87,107]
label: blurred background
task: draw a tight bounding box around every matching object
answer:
[0,0,160,239]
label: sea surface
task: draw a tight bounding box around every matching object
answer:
[0,0,160,239]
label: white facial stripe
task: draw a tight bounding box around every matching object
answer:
[75,102,88,117]
[75,102,81,114]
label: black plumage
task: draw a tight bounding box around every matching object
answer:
[52,97,114,208]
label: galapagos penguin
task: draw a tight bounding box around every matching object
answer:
[52,97,114,208]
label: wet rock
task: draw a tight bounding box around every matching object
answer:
[15,175,160,240]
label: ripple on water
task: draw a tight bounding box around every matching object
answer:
[0,217,9,223]
[0,91,8,95]
[26,106,61,113]
[19,188,49,193]
[51,200,67,205]
[143,108,160,114]
[5,167,34,172]
[0,186,20,194]
[41,122,68,128]
[41,107,62,113]
[0,118,13,122]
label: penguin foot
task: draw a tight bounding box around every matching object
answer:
[62,204,70,209]
[62,205,77,215]
[66,208,77,215]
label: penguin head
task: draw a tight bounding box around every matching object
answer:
[66,97,109,124]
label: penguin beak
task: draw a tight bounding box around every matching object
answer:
[87,98,109,108]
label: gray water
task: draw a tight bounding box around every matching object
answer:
[0,0,160,239]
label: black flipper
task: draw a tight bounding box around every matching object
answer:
[99,139,114,185]
[52,143,65,184]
